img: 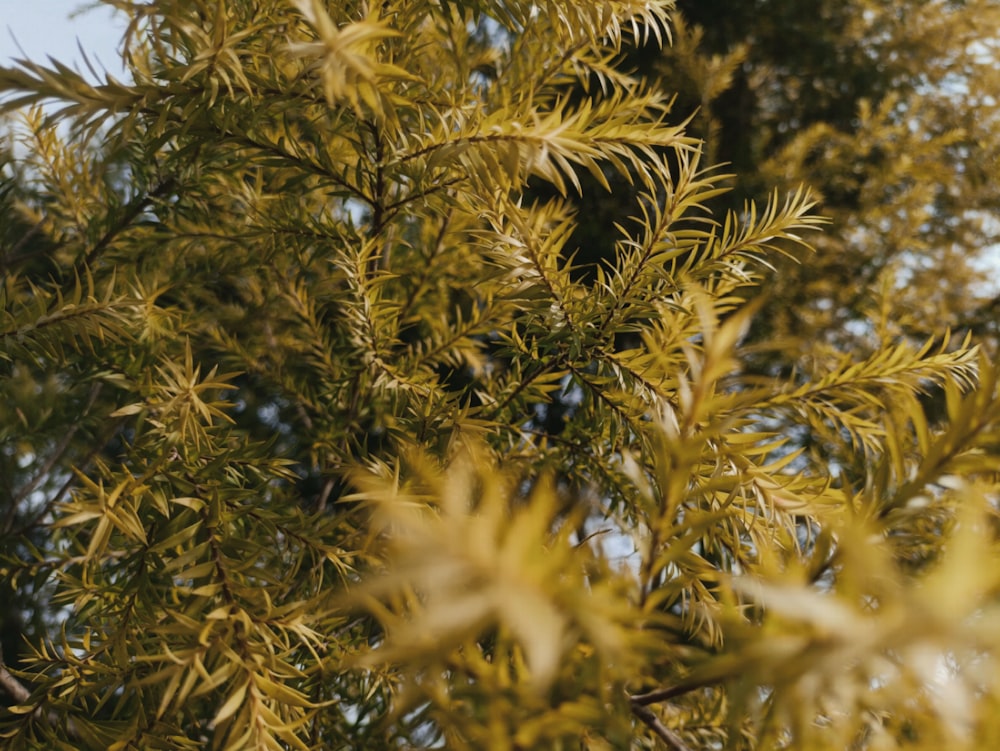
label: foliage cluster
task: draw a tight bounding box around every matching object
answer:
[2,1,1000,749]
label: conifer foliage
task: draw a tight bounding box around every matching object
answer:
[2,1,1000,749]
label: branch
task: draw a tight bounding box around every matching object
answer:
[0,218,45,274]
[78,177,177,272]
[11,410,126,539]
[5,382,103,534]
[631,703,695,751]
[1,179,175,278]
[0,647,30,704]
[0,646,79,738]
[630,675,721,707]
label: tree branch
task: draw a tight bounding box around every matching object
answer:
[5,382,103,534]
[631,703,694,751]
[630,675,721,707]
[78,177,177,272]
[0,647,30,704]
[0,218,45,274]
[0,645,79,738]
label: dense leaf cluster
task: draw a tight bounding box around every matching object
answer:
[2,1,1000,749]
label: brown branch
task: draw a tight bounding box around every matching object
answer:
[630,675,721,707]
[366,119,392,277]
[315,476,336,514]
[79,177,176,271]
[0,646,79,738]
[222,130,366,203]
[0,218,45,274]
[396,209,452,325]
[631,703,694,751]
[11,412,126,538]
[0,647,30,704]
[483,360,560,421]
[5,382,103,534]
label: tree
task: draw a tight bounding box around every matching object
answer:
[2,1,1000,749]
[541,0,1000,478]
[574,0,1000,354]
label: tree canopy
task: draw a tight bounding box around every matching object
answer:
[2,1,1000,749]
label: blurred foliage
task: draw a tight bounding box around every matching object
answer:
[571,0,1000,357]
[0,1,999,749]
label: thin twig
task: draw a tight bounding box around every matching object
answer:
[631,703,695,751]
[630,675,719,707]
[0,219,45,274]
[12,412,126,538]
[6,382,103,534]
[78,177,176,271]
[0,646,79,738]
[0,647,30,704]
[316,476,336,514]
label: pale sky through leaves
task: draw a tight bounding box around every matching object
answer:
[1,0,125,77]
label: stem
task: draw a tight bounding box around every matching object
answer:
[0,647,30,703]
[6,382,102,534]
[366,120,390,277]
[631,703,694,751]
[630,676,718,707]
[78,177,177,272]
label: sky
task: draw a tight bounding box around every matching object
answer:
[1,0,126,77]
